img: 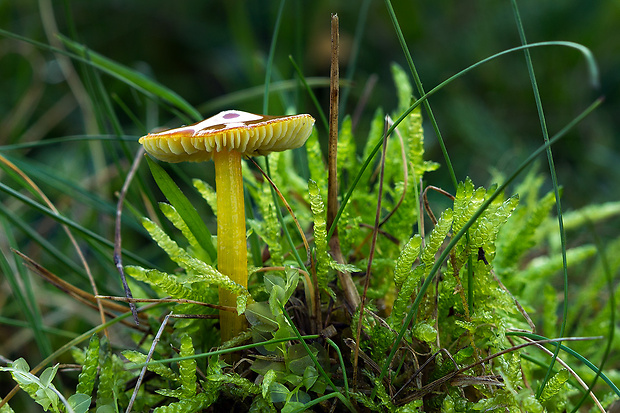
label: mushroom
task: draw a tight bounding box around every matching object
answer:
[139,110,315,342]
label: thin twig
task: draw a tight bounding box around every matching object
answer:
[114,147,144,324]
[13,250,148,330]
[126,312,173,413]
[95,295,234,313]
[353,116,389,389]
[392,349,454,401]
[422,185,455,225]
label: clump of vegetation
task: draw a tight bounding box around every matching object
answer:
[1,1,618,412]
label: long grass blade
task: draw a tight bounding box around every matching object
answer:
[60,35,201,122]
[0,153,108,336]
[0,135,136,150]
[0,28,201,122]
[289,56,329,132]
[0,305,149,409]
[2,155,143,232]
[262,0,286,115]
[383,0,457,189]
[327,40,600,241]
[339,0,372,114]
[0,208,85,277]
[509,1,575,398]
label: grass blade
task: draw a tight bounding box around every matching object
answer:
[509,0,571,398]
[383,0,457,190]
[507,332,620,398]
[262,0,286,115]
[59,35,202,122]
[327,40,600,241]
[0,28,201,122]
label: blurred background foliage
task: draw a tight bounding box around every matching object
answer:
[0,0,618,408]
[1,0,618,207]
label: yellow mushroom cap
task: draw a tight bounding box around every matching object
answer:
[139,110,315,163]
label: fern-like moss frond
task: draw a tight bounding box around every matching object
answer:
[125,266,206,302]
[337,116,356,182]
[139,218,250,310]
[308,179,330,290]
[192,178,217,216]
[152,392,215,413]
[421,209,454,266]
[306,128,327,192]
[179,335,197,398]
[123,350,179,382]
[256,184,283,266]
[159,203,203,257]
[393,234,421,288]
[75,333,100,396]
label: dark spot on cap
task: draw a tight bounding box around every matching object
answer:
[223,112,240,120]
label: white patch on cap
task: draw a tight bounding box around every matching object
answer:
[186,110,263,135]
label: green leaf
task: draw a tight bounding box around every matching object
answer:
[122,350,179,381]
[11,358,29,372]
[146,155,217,263]
[302,366,318,391]
[262,370,278,399]
[68,393,91,413]
[76,333,100,396]
[287,344,319,376]
[281,401,305,413]
[59,35,201,121]
[38,364,58,388]
[268,382,290,403]
[269,284,287,316]
[245,302,279,332]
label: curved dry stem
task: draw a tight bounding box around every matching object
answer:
[0,154,107,335]
[520,336,605,412]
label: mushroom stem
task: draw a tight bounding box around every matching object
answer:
[213,149,248,343]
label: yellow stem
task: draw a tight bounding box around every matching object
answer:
[213,149,247,343]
